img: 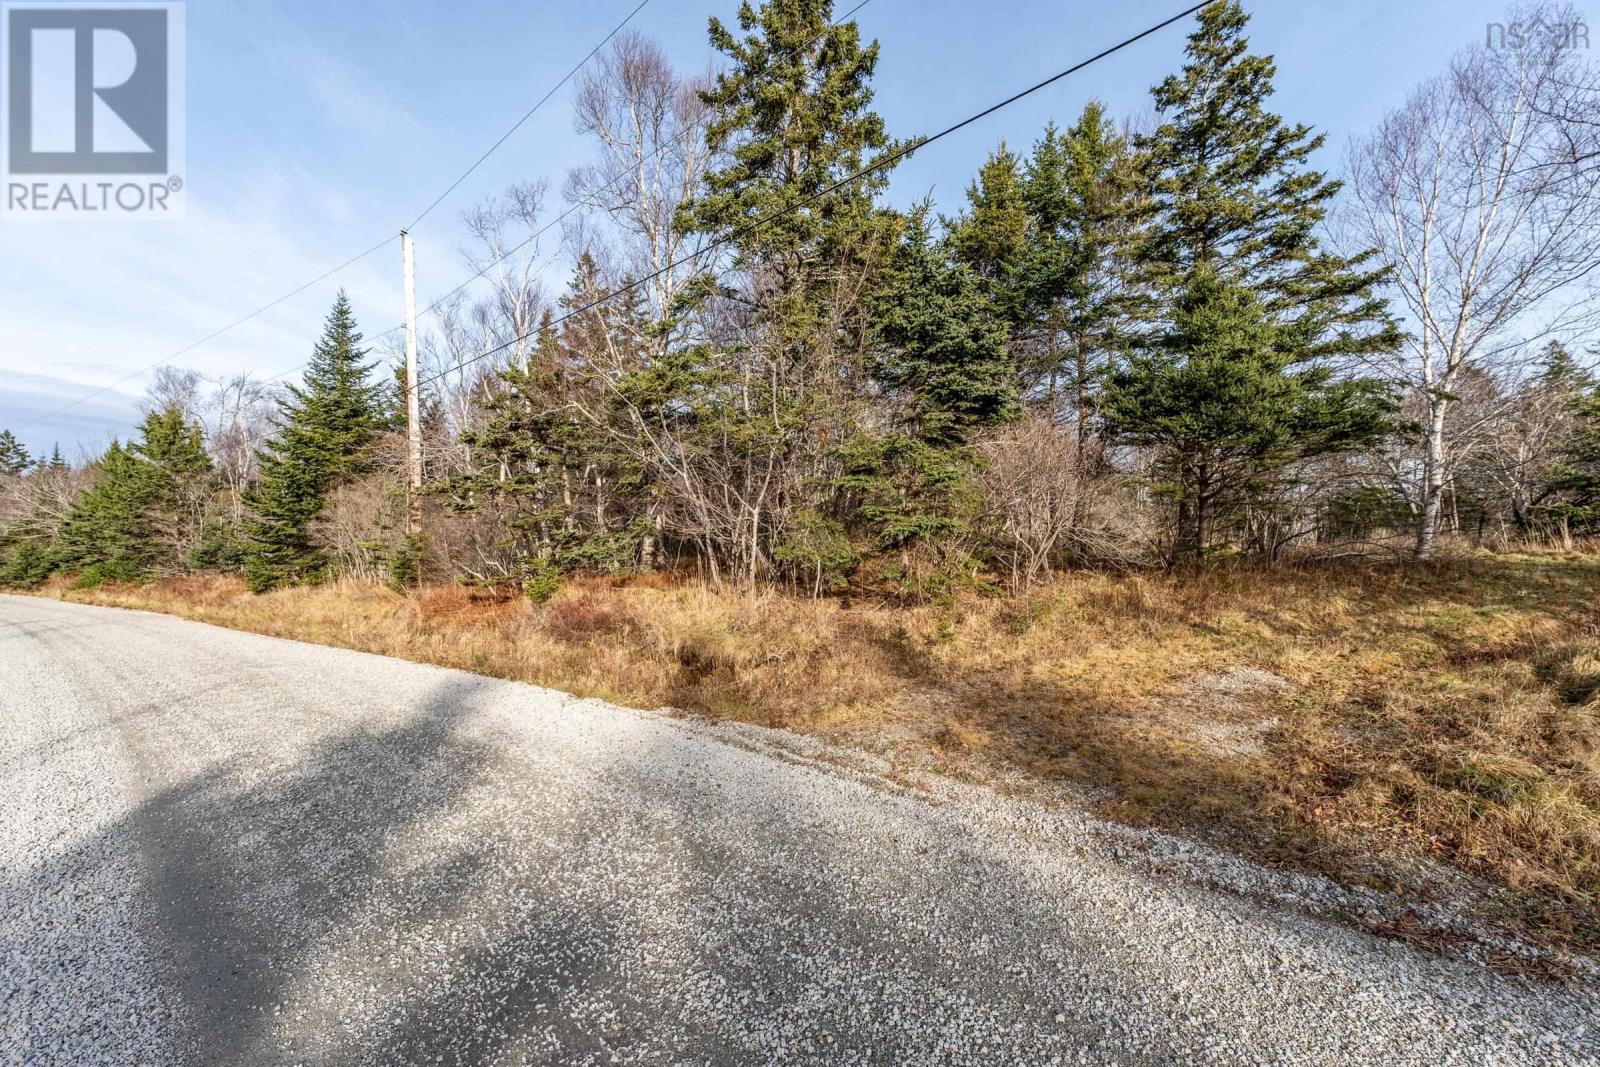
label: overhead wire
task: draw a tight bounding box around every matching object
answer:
[380,0,882,347]
[267,0,881,386]
[417,0,1213,389]
[405,0,653,230]
[17,0,654,432]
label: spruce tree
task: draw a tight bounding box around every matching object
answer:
[842,208,1015,554]
[0,430,30,476]
[873,208,1017,447]
[244,292,383,592]
[1134,1,1396,329]
[682,0,903,364]
[949,145,1030,324]
[138,405,214,565]
[684,0,899,279]
[1019,103,1142,448]
[1546,384,1600,533]
[450,256,656,587]
[0,441,67,587]
[951,107,1143,444]
[52,406,212,581]
[1102,0,1397,558]
[53,441,150,580]
[1102,267,1390,557]
[678,0,903,584]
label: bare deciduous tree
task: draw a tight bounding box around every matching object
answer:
[460,180,551,372]
[558,31,728,575]
[0,457,84,548]
[1344,3,1600,557]
[141,366,204,422]
[202,373,277,523]
[565,30,716,326]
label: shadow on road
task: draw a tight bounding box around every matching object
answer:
[7,641,1587,1066]
[4,676,620,1064]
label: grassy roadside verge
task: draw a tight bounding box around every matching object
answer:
[25,552,1600,954]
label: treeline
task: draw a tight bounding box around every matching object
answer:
[4,0,1600,598]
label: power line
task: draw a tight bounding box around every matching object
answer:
[272,0,881,385]
[420,0,1211,389]
[15,235,396,433]
[396,0,881,341]
[19,0,654,433]
[406,0,653,230]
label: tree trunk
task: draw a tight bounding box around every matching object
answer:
[1415,406,1448,560]
[640,508,660,571]
[1074,333,1089,464]
[1174,492,1202,565]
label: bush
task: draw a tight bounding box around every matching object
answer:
[0,540,55,589]
[521,557,563,604]
[189,521,247,573]
[71,559,143,589]
[975,415,1147,587]
[773,510,858,595]
[387,532,425,592]
[548,523,649,575]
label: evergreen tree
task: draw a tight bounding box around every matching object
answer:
[0,441,71,587]
[1545,383,1600,533]
[52,406,212,581]
[682,0,904,359]
[949,144,1030,323]
[1019,104,1142,447]
[1102,267,1391,558]
[1533,340,1589,390]
[244,292,383,592]
[138,405,214,564]
[873,208,1017,447]
[841,207,1015,561]
[1135,1,1395,330]
[684,0,899,278]
[0,430,29,476]
[53,441,149,580]
[1103,1,1397,558]
[951,107,1144,447]
[46,444,67,472]
[449,256,656,589]
[677,0,904,584]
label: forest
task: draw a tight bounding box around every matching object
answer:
[4,1,1600,945]
[3,0,1600,595]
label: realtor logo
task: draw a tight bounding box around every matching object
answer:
[2,2,185,219]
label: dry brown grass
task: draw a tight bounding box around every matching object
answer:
[40,550,1600,949]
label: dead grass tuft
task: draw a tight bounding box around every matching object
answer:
[542,592,638,644]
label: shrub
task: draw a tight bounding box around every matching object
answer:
[521,558,563,604]
[189,521,247,573]
[387,532,425,592]
[0,540,54,588]
[773,510,858,595]
[71,559,143,589]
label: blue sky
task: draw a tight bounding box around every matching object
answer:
[0,0,1529,458]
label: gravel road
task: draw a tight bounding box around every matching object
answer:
[1,594,1595,1065]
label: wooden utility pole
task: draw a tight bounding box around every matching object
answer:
[401,229,422,535]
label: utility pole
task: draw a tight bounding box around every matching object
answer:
[401,229,422,536]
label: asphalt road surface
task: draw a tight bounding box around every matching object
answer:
[2,594,1595,1065]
